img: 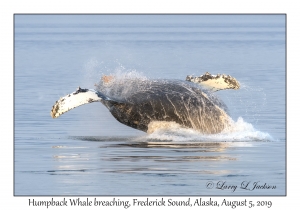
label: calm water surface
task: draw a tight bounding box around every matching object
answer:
[14,15,285,196]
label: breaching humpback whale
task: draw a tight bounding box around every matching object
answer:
[51,72,240,134]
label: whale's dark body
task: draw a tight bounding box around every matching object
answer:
[98,80,229,134]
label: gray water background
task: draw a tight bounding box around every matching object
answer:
[14,14,285,196]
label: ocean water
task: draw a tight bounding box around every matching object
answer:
[14,14,286,196]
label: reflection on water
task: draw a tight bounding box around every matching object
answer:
[50,136,237,179]
[102,155,236,162]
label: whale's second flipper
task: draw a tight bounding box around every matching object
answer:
[186,72,240,92]
[51,87,112,118]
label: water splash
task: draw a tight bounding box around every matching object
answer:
[94,68,149,100]
[221,81,267,125]
[144,117,274,142]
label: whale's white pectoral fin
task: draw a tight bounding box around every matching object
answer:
[186,72,240,91]
[51,87,103,118]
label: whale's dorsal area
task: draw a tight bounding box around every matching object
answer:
[51,73,239,134]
